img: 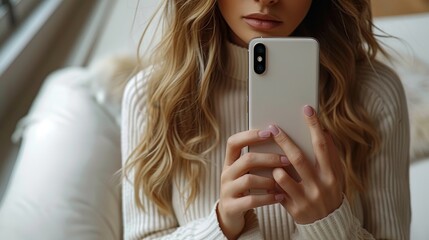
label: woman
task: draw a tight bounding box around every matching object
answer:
[122,0,410,239]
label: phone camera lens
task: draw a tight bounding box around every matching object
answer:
[253,43,266,75]
[256,46,264,54]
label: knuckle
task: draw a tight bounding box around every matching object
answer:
[276,133,290,145]
[309,188,322,202]
[220,168,233,184]
[270,154,281,163]
[290,151,306,167]
[308,116,320,128]
[242,152,255,164]
[313,138,329,152]
[325,173,337,187]
[244,196,256,208]
[242,174,253,186]
[220,172,228,184]
[226,135,238,148]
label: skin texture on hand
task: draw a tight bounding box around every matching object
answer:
[217,129,287,239]
[271,105,344,224]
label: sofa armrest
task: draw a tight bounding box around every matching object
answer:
[0,68,122,240]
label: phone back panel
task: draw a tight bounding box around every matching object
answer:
[248,38,319,162]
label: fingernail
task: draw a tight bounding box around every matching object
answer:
[269,125,279,136]
[304,105,314,117]
[280,156,290,165]
[258,130,271,138]
[275,194,286,202]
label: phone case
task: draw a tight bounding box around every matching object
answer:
[248,38,319,172]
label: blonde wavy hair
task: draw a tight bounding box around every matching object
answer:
[124,0,383,216]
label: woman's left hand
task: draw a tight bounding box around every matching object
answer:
[270,105,344,224]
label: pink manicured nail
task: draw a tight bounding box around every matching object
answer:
[275,194,286,202]
[304,105,314,117]
[269,125,279,136]
[280,156,290,165]
[258,130,271,138]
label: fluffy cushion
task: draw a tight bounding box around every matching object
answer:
[87,54,139,126]
[375,13,429,162]
[0,68,122,240]
[388,54,429,161]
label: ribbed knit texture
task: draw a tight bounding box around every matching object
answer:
[121,43,411,239]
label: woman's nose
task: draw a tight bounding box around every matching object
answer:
[259,0,278,6]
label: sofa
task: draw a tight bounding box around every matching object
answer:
[0,2,428,239]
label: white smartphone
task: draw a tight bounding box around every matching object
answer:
[248,37,319,181]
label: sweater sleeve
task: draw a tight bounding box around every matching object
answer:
[292,63,411,239]
[121,71,261,240]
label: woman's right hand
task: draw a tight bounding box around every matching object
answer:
[217,129,289,239]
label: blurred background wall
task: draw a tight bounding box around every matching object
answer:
[372,0,429,16]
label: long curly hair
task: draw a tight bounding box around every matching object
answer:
[124,0,383,216]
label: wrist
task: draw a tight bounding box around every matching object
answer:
[216,202,245,239]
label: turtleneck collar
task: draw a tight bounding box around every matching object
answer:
[226,42,248,82]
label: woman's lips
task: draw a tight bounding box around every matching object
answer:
[243,14,282,30]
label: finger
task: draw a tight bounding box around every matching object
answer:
[269,125,315,182]
[233,174,277,195]
[326,131,342,171]
[224,129,272,167]
[234,193,286,211]
[272,168,302,200]
[325,131,344,188]
[303,105,332,174]
[226,153,289,179]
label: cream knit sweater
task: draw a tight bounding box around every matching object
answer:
[121,43,411,239]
